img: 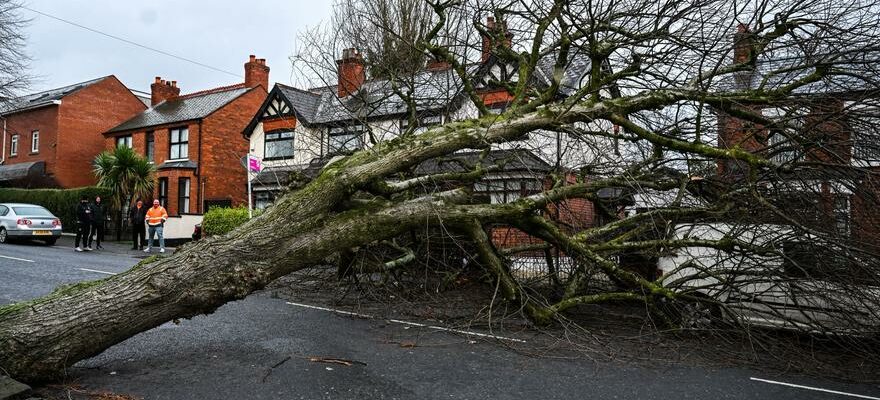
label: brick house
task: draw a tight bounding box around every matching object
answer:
[104,55,269,238]
[242,19,620,256]
[0,76,147,188]
[714,25,880,252]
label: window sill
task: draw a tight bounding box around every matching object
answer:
[263,156,294,161]
[165,158,189,162]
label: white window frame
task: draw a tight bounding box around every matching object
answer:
[30,131,39,153]
[169,127,189,160]
[10,134,18,156]
[116,135,132,148]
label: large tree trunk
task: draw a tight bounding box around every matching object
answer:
[0,113,555,382]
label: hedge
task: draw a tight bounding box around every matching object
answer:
[201,207,257,236]
[0,187,111,232]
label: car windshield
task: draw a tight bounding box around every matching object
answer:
[12,207,54,217]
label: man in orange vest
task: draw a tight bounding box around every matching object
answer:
[145,199,168,253]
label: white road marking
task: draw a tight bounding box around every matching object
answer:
[78,268,117,275]
[285,301,526,343]
[750,377,880,399]
[0,254,35,263]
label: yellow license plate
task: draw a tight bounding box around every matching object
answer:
[32,230,52,236]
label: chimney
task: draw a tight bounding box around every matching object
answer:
[150,76,180,106]
[426,54,451,71]
[733,23,753,64]
[337,48,365,97]
[481,16,513,63]
[244,54,270,89]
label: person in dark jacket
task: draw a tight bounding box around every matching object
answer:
[128,199,147,250]
[74,195,93,252]
[88,196,106,249]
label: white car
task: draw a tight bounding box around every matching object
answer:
[657,223,880,335]
[0,203,63,245]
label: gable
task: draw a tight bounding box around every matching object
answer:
[261,91,294,118]
[475,57,520,90]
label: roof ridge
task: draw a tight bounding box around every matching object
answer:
[178,83,247,100]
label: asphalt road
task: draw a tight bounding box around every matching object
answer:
[2,240,880,399]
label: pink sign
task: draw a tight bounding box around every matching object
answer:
[248,155,262,172]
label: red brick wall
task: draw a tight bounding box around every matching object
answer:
[478,88,514,108]
[200,87,266,208]
[2,105,60,187]
[56,76,147,187]
[490,173,598,251]
[851,167,880,252]
[262,116,296,132]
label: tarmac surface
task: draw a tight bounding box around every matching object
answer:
[2,238,879,399]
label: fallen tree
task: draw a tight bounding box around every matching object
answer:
[3,0,880,382]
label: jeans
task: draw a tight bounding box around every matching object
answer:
[147,224,165,249]
[88,221,104,247]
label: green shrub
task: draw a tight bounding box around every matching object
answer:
[0,187,111,232]
[201,207,256,236]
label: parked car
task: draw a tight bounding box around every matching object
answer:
[0,203,63,245]
[657,223,880,335]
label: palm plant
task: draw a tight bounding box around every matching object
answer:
[93,146,157,240]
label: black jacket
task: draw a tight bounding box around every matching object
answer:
[128,205,147,224]
[92,201,106,222]
[75,202,93,223]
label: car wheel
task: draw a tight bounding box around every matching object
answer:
[44,237,57,246]
[0,227,7,243]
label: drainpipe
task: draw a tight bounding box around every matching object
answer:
[1,116,6,165]
[197,119,203,213]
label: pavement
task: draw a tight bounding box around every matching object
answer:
[2,241,880,399]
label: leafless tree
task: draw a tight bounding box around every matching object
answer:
[0,0,28,104]
[3,0,880,383]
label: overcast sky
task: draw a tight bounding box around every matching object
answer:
[22,1,334,95]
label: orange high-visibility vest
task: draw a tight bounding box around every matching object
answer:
[146,206,168,226]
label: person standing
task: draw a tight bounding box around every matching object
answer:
[145,199,168,253]
[129,199,147,250]
[89,196,106,250]
[74,195,94,252]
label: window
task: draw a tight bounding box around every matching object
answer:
[254,191,275,210]
[763,107,805,164]
[264,131,294,160]
[400,115,442,135]
[30,131,39,153]
[474,178,543,204]
[328,125,364,155]
[834,195,850,237]
[0,205,8,216]
[9,134,17,156]
[116,135,132,148]
[178,178,191,214]
[169,127,189,160]
[146,131,155,162]
[158,178,169,208]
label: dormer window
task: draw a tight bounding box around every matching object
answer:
[265,130,294,160]
[328,124,364,155]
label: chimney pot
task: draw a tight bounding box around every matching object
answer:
[249,54,256,62]
[155,76,162,83]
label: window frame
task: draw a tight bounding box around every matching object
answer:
[10,134,18,156]
[474,177,543,204]
[178,178,191,214]
[158,178,169,208]
[116,135,133,148]
[30,130,39,153]
[400,115,443,135]
[169,127,189,160]
[145,131,155,162]
[264,130,295,160]
[327,124,365,155]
